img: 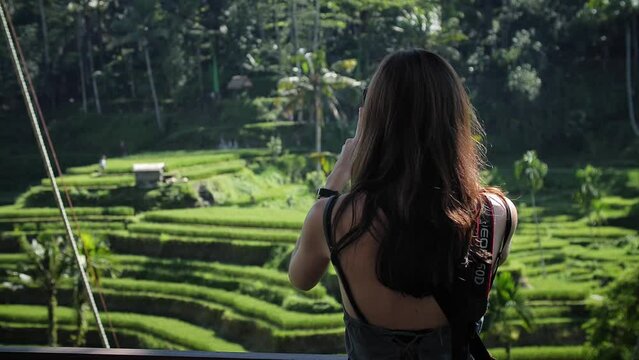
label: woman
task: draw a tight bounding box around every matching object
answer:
[288,49,518,359]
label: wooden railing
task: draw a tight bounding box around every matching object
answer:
[0,347,347,360]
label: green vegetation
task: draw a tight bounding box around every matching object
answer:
[0,304,244,352]
[584,266,639,359]
[515,150,549,277]
[485,272,534,360]
[127,223,299,243]
[0,148,637,354]
[575,165,605,226]
[1,0,639,355]
[66,152,242,175]
[142,207,305,229]
[488,346,585,360]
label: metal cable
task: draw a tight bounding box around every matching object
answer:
[3,2,119,347]
[0,0,110,348]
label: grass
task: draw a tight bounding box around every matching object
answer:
[114,254,306,290]
[99,278,343,330]
[66,152,242,175]
[0,304,244,352]
[41,174,135,188]
[142,207,305,229]
[0,206,134,218]
[2,155,639,352]
[112,254,330,300]
[128,222,300,243]
[0,321,187,349]
[15,221,126,232]
[177,159,246,179]
[488,346,584,360]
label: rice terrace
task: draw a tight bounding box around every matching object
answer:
[0,147,638,358]
[1,1,639,359]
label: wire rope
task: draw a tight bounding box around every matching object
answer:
[2,2,119,347]
[0,0,110,348]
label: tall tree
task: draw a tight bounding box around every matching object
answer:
[75,8,87,113]
[142,36,162,131]
[626,20,639,136]
[514,150,548,277]
[109,0,167,131]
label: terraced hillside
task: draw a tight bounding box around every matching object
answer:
[0,149,637,359]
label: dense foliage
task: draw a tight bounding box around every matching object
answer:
[1,1,638,184]
[584,266,639,359]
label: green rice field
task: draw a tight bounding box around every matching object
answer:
[1,148,637,358]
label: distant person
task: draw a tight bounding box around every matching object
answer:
[288,49,518,360]
[98,155,107,175]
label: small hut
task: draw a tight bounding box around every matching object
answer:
[133,163,165,189]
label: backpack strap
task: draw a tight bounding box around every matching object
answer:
[433,195,496,360]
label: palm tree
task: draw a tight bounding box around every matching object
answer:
[277,51,361,169]
[485,272,534,360]
[9,234,73,346]
[514,150,548,276]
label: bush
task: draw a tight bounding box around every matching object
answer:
[266,136,283,158]
[15,185,194,211]
[143,183,198,210]
[584,266,639,359]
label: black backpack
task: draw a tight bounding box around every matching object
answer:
[432,194,512,360]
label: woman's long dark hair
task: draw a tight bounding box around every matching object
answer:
[332,49,494,297]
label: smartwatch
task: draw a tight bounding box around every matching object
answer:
[316,187,339,199]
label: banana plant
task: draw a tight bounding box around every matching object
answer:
[8,234,74,346]
[485,272,534,360]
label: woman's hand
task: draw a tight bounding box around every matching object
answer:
[325,108,362,192]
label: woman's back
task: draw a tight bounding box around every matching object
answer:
[328,192,515,331]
